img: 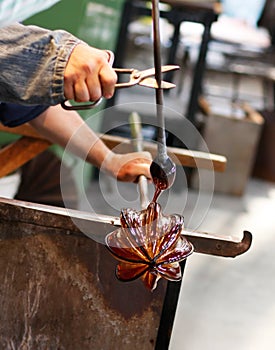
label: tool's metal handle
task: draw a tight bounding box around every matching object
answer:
[113,68,136,88]
[61,98,102,111]
[129,112,150,209]
[61,50,114,111]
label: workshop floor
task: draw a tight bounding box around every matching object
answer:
[83,29,275,350]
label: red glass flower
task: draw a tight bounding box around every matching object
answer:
[105,202,193,291]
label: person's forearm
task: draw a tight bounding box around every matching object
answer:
[29,105,152,182]
[29,105,113,170]
[0,22,81,105]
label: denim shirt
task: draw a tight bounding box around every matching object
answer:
[0,22,82,105]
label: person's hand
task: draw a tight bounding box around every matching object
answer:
[64,44,117,102]
[102,151,152,183]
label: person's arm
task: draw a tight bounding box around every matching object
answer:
[29,105,152,182]
[0,23,116,105]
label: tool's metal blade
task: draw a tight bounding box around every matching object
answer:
[139,77,176,89]
[160,65,180,73]
[138,65,179,78]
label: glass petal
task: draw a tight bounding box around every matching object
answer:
[157,236,193,264]
[153,216,183,257]
[157,262,182,281]
[116,262,149,281]
[105,228,149,263]
[105,202,194,291]
[141,269,160,291]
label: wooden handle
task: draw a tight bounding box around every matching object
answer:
[0,122,227,172]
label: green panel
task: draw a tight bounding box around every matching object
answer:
[25,0,125,50]
[77,0,125,50]
[0,133,20,146]
[24,0,88,34]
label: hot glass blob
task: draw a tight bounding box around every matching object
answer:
[105,202,193,291]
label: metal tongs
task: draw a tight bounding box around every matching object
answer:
[61,52,179,111]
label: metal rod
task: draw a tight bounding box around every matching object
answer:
[129,112,150,209]
[152,0,167,163]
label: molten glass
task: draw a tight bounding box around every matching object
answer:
[105,202,193,291]
[150,157,176,202]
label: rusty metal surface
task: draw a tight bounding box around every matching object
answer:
[0,199,167,350]
[0,195,252,349]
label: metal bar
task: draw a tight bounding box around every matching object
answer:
[129,112,150,209]
[184,230,252,258]
[152,0,167,162]
[155,260,186,350]
[186,20,212,124]
[0,197,252,258]
[164,21,181,84]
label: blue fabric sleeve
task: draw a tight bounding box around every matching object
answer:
[0,103,49,127]
[0,23,81,105]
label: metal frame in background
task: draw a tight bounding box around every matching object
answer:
[112,0,220,125]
